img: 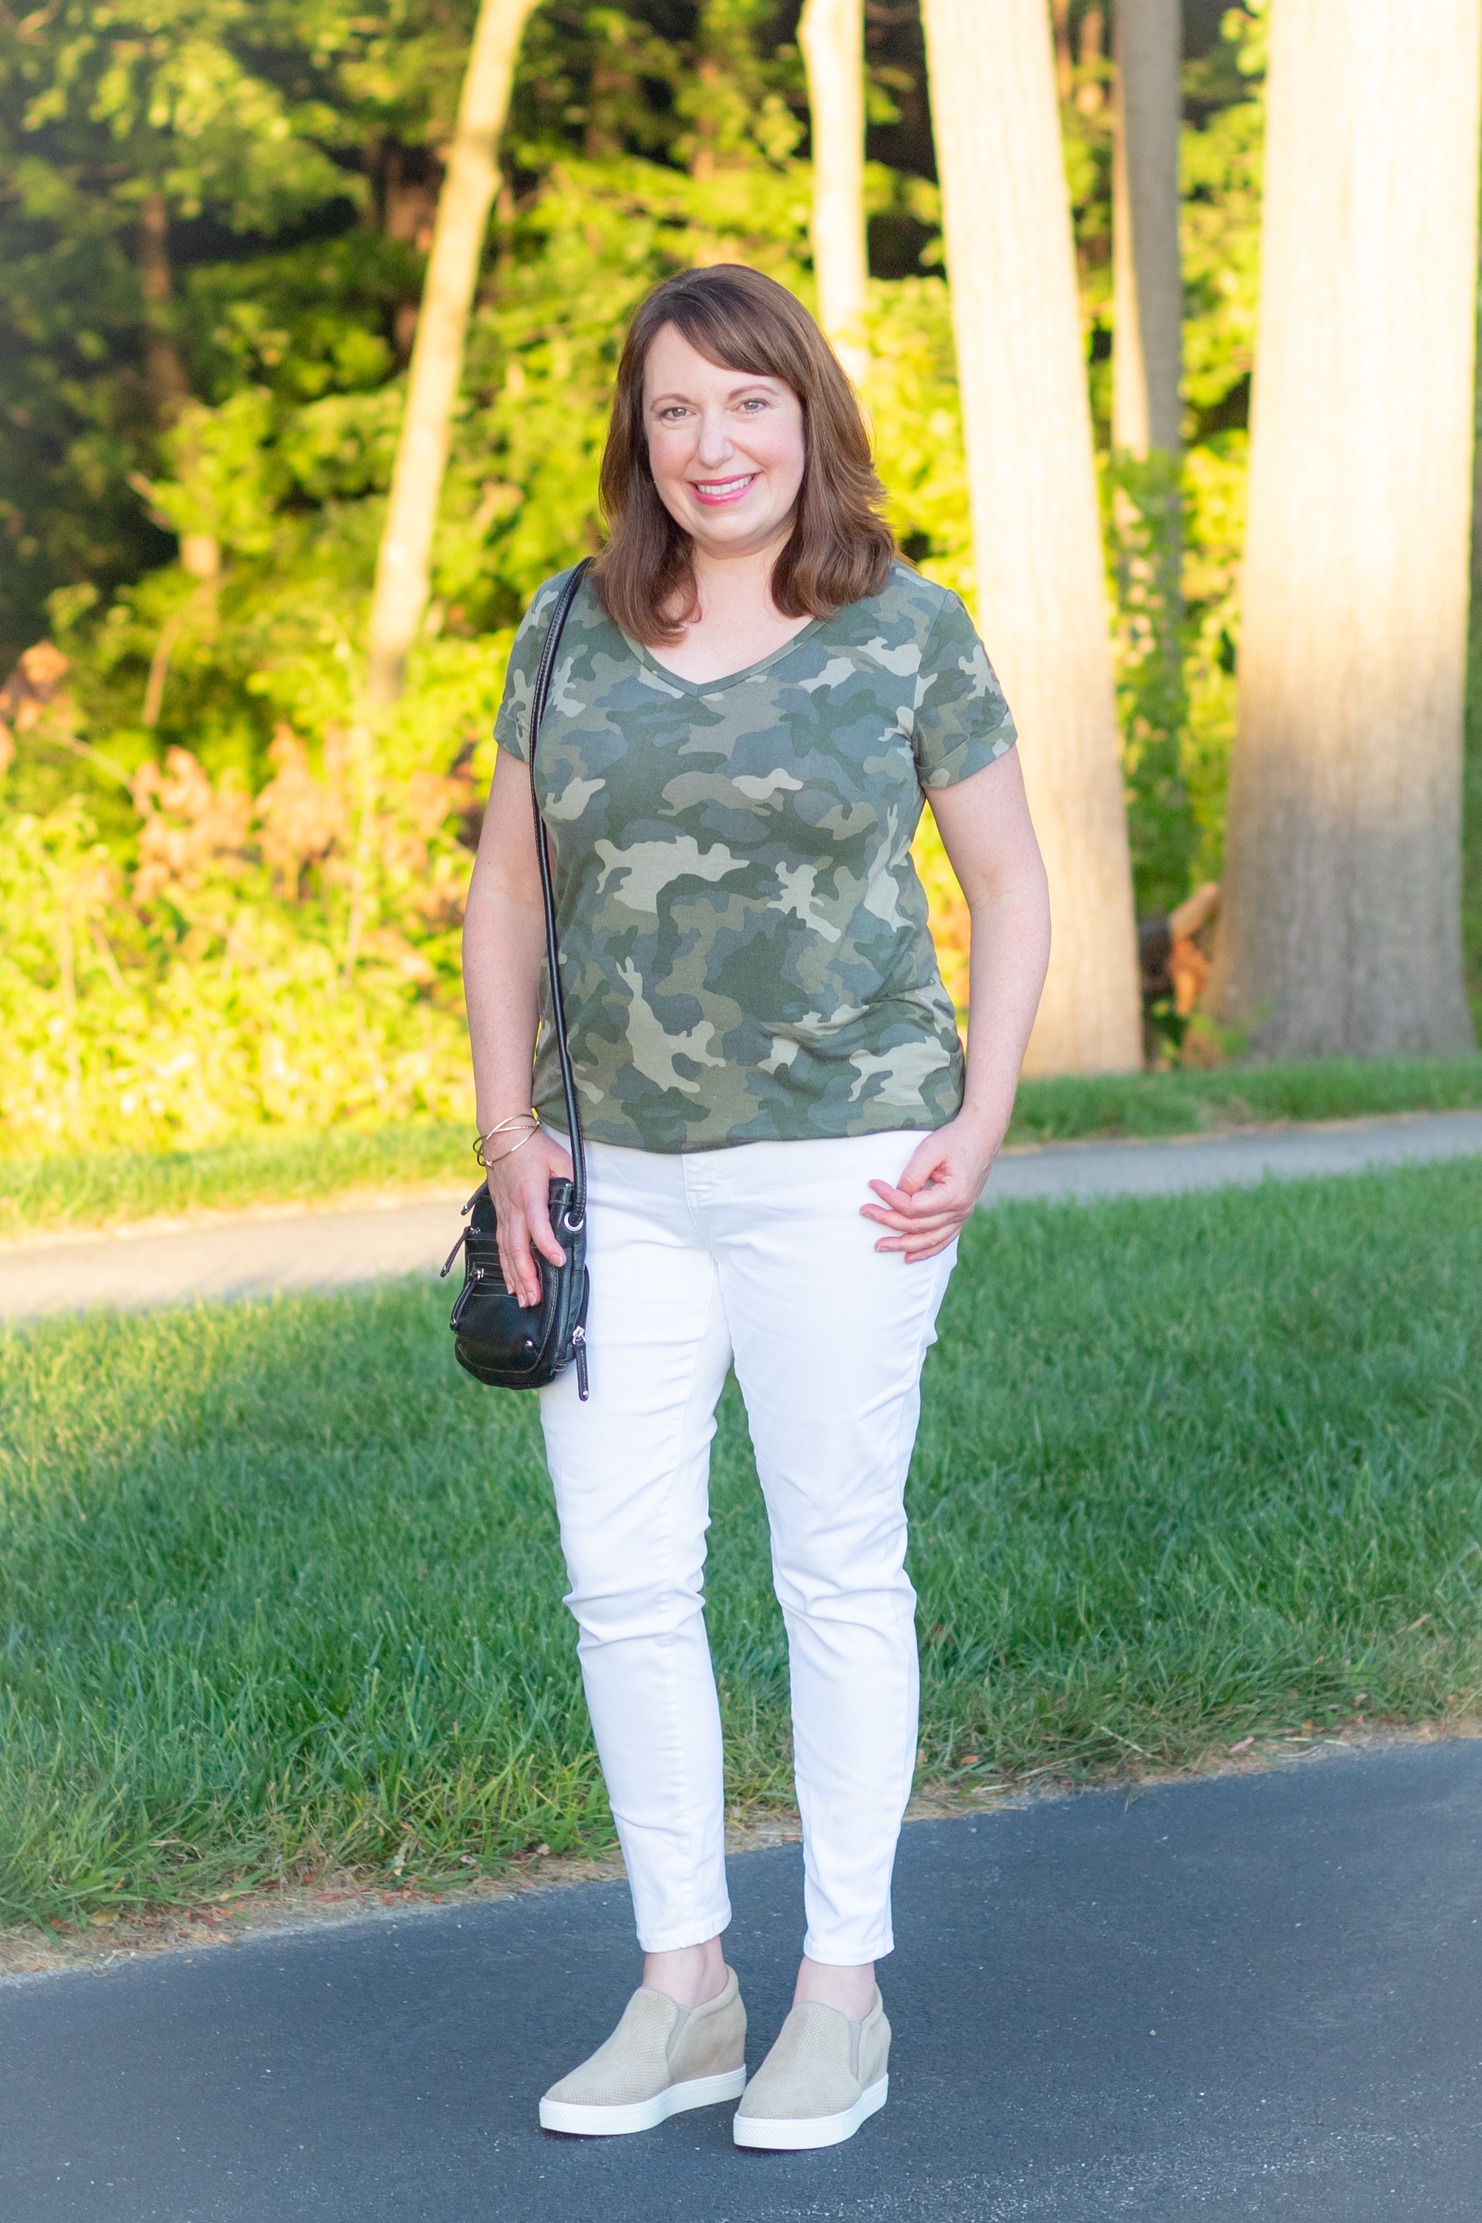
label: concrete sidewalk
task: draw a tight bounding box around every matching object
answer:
[985,1105,1482,1204]
[2,1736,1479,2221]
[2,1108,1480,1324]
[0,1190,469,1322]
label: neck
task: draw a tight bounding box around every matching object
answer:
[687,523,794,619]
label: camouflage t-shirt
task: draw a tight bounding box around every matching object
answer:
[494,559,1016,1152]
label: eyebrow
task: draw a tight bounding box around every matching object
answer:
[646,378,782,407]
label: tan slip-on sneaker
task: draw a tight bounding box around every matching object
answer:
[732,1990,890,2151]
[538,1968,747,2136]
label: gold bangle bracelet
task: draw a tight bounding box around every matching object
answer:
[474,1111,540,1168]
[479,1125,540,1169]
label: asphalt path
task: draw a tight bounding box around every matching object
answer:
[2,1737,1479,2221]
[984,1105,1482,1204]
[2,1109,1480,1324]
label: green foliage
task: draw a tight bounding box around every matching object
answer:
[1182,9,1265,433]
[0,0,1283,1150]
[0,730,477,1154]
[1105,452,1192,915]
[1,0,977,1152]
[1055,3,1264,924]
[1167,3,1267,904]
[0,0,388,642]
[2,1158,1479,1924]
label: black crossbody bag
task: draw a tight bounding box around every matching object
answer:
[442,559,594,1399]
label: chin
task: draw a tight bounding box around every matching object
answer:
[690,503,783,541]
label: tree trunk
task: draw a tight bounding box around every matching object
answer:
[138,191,221,596]
[1076,3,1106,113]
[1051,0,1073,104]
[1110,0,1185,898]
[1112,0,1183,460]
[798,0,870,387]
[919,0,1142,1073]
[1210,0,1481,1057]
[364,0,540,715]
[137,191,190,428]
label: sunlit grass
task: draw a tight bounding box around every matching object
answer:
[0,1120,475,1238]
[1,1157,1479,1927]
[1002,1051,1482,1144]
[4,1055,1481,1237]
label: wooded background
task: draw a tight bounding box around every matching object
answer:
[0,0,1476,1152]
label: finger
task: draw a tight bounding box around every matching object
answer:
[893,1145,952,1196]
[497,1205,549,1309]
[867,1174,948,1208]
[496,1216,540,1307]
[861,1194,967,1229]
[874,1227,961,1260]
[901,1236,958,1261]
[863,1191,950,1223]
[862,1186,963,1216]
[857,1173,937,1209]
[864,1217,962,1248]
[874,1208,969,1242]
[523,1184,568,1272]
[867,1178,912,1209]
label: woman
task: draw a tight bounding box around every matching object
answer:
[463,264,1050,2151]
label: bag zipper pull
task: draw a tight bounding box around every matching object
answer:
[573,1324,589,1401]
[439,1230,466,1280]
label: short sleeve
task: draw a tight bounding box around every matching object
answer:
[492,570,570,763]
[912,591,1017,790]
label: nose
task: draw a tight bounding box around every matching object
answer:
[694,407,734,470]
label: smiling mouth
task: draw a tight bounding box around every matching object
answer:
[690,474,757,504]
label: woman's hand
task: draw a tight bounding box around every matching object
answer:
[860,1117,1002,1262]
[862,750,1049,1266]
[483,1125,575,1308]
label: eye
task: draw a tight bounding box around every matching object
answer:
[737,396,771,412]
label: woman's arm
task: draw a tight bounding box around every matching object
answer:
[861,747,1051,1261]
[462,747,575,1307]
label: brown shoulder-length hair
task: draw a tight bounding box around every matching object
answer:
[593,264,895,644]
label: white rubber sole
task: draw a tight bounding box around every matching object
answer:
[733,2072,889,2151]
[539,2064,747,2137]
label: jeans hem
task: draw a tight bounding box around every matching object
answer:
[802,1930,894,1966]
[636,1905,733,1955]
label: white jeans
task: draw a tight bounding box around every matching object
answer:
[539,1128,957,1965]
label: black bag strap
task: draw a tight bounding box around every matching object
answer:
[524,558,593,1225]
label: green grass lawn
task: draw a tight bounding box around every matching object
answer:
[1003,1049,1482,1143]
[2,1052,1481,1237]
[1,1156,1480,1929]
[0,1121,478,1240]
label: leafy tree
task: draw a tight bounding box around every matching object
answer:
[0,0,357,649]
[0,0,1298,1144]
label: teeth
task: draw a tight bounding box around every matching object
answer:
[696,476,754,495]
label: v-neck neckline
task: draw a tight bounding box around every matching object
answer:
[622,616,824,697]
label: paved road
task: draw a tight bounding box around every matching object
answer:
[0,1193,469,1322]
[2,1109,1480,1324]
[2,1738,1479,2221]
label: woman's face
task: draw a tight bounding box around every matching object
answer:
[642,322,806,562]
